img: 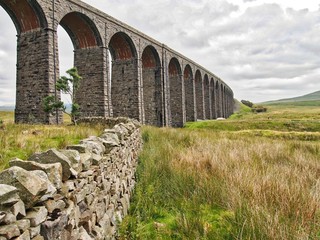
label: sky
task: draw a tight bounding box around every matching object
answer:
[0,0,320,106]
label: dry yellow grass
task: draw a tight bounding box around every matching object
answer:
[173,130,320,239]
[0,112,104,170]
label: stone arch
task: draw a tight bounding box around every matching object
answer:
[210,78,216,119]
[216,81,222,118]
[184,64,194,122]
[0,0,57,123]
[109,32,139,120]
[142,45,163,126]
[0,0,47,34]
[60,12,103,49]
[204,74,210,119]
[169,57,183,127]
[195,70,203,120]
[59,12,106,118]
[221,84,225,118]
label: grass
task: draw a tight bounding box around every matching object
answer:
[0,111,104,171]
[119,104,320,239]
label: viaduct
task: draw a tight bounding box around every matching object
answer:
[0,0,234,127]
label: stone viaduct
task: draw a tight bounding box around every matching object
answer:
[0,0,234,127]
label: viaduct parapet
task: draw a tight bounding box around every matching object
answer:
[0,0,234,127]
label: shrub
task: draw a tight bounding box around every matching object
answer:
[241,100,254,108]
[252,105,267,113]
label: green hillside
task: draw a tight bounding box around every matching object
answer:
[262,90,320,106]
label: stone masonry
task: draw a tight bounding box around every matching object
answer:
[0,0,234,126]
[0,118,142,239]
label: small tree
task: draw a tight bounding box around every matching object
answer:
[43,67,82,124]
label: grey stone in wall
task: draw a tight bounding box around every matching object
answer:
[0,118,142,239]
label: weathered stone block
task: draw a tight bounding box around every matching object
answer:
[44,199,66,213]
[40,213,68,240]
[12,200,26,218]
[59,149,82,173]
[78,226,93,240]
[28,149,75,181]
[31,235,44,240]
[32,171,57,202]
[10,159,63,190]
[25,206,48,227]
[80,137,105,155]
[16,219,30,232]
[0,224,20,239]
[13,230,30,240]
[0,184,19,206]
[0,167,47,209]
[67,144,87,154]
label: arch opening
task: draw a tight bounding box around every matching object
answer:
[183,64,194,122]
[109,32,139,120]
[142,45,162,126]
[59,12,106,119]
[169,58,183,127]
[195,70,203,120]
[0,0,53,123]
[57,26,74,107]
[0,7,16,109]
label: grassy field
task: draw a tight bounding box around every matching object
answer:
[119,104,320,239]
[0,111,104,171]
[2,105,320,239]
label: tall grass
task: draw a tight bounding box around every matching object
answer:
[120,105,320,239]
[0,112,104,170]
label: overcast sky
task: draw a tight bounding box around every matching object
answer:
[0,0,319,106]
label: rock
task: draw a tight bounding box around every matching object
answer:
[28,149,75,181]
[12,200,26,218]
[3,212,16,224]
[99,132,120,151]
[25,206,48,227]
[40,213,68,240]
[29,226,40,238]
[80,137,105,155]
[44,199,66,213]
[91,153,102,165]
[16,219,30,232]
[31,235,44,240]
[0,167,47,209]
[78,226,93,240]
[59,149,82,172]
[79,153,92,171]
[31,171,57,202]
[13,230,30,240]
[10,159,63,190]
[122,122,136,135]
[0,184,19,207]
[0,224,20,239]
[67,144,87,153]
[0,212,5,223]
[113,124,129,140]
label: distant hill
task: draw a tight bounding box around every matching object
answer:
[262,90,320,106]
[0,106,14,111]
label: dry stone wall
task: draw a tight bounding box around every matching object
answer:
[0,118,142,240]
